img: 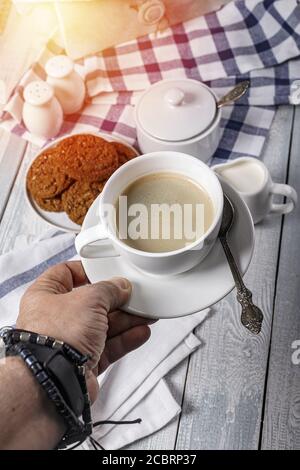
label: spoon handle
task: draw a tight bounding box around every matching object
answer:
[220,236,263,334]
[217,80,250,108]
[219,236,244,291]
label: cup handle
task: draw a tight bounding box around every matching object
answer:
[270,183,298,215]
[75,225,120,259]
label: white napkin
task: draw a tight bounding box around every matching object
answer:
[0,230,209,449]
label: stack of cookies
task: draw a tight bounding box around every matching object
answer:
[26,134,138,225]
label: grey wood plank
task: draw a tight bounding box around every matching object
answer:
[261,106,300,450]
[0,142,50,254]
[175,106,294,450]
[0,130,27,221]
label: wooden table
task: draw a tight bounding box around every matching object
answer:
[1,6,300,452]
[0,107,299,451]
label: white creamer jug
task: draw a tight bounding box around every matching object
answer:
[212,157,297,224]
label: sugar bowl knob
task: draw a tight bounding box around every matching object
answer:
[138,0,166,26]
[164,88,185,107]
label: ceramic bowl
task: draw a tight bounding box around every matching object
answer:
[135,78,221,163]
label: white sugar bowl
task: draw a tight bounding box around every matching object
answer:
[46,55,86,115]
[135,78,221,162]
[22,81,63,139]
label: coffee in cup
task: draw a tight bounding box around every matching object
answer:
[115,172,214,253]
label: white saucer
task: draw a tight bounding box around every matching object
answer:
[80,179,255,319]
[25,132,139,233]
[26,195,82,233]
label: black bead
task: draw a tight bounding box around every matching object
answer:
[25,354,38,367]
[13,331,20,342]
[45,337,53,348]
[31,362,43,374]
[36,370,48,384]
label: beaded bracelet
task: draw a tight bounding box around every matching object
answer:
[1,326,142,450]
[2,327,90,366]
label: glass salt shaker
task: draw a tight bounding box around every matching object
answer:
[46,55,86,115]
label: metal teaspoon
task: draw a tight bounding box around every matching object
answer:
[217,81,250,109]
[219,195,263,334]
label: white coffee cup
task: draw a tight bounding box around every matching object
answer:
[75,152,223,276]
[212,157,297,224]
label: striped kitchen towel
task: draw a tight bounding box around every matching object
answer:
[1,0,300,163]
[0,229,209,450]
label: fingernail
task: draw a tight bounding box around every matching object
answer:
[112,277,131,290]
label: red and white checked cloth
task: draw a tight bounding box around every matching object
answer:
[1,0,300,163]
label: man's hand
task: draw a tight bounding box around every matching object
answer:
[17,261,153,402]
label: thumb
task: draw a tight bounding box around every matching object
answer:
[86,370,100,404]
[90,277,132,313]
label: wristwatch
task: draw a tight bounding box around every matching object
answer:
[1,326,85,416]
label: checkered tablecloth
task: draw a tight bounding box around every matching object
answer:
[1,0,300,164]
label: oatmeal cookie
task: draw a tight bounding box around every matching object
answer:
[62,181,105,225]
[27,149,72,199]
[34,195,63,213]
[113,142,137,166]
[89,181,106,193]
[58,134,118,182]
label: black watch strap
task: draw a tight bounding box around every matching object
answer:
[23,343,85,417]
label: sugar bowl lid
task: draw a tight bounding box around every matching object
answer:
[135,79,217,142]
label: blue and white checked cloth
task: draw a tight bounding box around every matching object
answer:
[1,0,300,449]
[2,0,300,160]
